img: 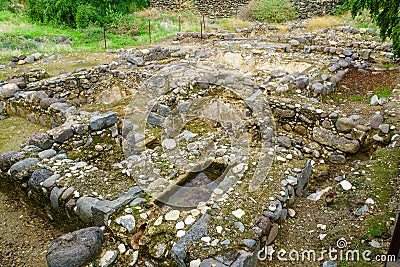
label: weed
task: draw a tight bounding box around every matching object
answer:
[348,95,363,101]
[381,63,397,70]
[330,94,343,101]
[374,88,392,99]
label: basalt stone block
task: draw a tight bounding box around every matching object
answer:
[0,151,25,172]
[336,117,355,133]
[296,159,313,196]
[8,158,39,181]
[29,132,54,150]
[48,125,74,143]
[312,127,360,153]
[40,98,66,110]
[28,168,53,191]
[76,197,101,224]
[89,112,118,131]
[92,186,142,226]
[46,227,104,267]
[0,83,19,99]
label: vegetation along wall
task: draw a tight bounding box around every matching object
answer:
[149,0,341,19]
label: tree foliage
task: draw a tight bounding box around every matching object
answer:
[0,0,19,12]
[26,0,149,28]
[348,0,400,57]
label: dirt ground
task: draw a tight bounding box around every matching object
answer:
[0,191,62,267]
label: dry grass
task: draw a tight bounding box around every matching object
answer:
[276,24,291,34]
[305,15,343,31]
[135,7,160,19]
[216,18,253,32]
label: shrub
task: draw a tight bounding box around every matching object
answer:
[76,4,99,28]
[240,0,298,23]
[25,0,149,28]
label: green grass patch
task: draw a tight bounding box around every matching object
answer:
[0,116,48,153]
[348,95,363,101]
[0,10,200,58]
[375,88,392,99]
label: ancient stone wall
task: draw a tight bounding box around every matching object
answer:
[149,0,340,19]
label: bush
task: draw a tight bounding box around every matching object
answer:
[240,0,298,23]
[25,0,149,28]
[75,4,99,28]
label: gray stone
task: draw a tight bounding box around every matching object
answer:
[336,117,355,133]
[313,127,360,153]
[200,259,227,267]
[370,95,380,105]
[32,52,42,60]
[270,69,287,78]
[48,125,74,143]
[50,187,61,210]
[296,159,313,196]
[28,168,53,191]
[361,49,372,60]
[221,239,231,245]
[0,151,25,172]
[231,249,259,267]
[100,250,118,267]
[130,197,147,206]
[22,145,41,152]
[115,215,136,232]
[89,112,118,131]
[263,200,282,221]
[328,152,346,164]
[370,114,383,129]
[61,186,75,200]
[38,149,57,159]
[242,239,257,248]
[8,61,17,67]
[0,83,19,99]
[214,251,240,266]
[9,158,39,180]
[40,98,66,110]
[234,221,245,232]
[92,186,142,226]
[171,214,210,266]
[42,174,60,188]
[312,83,324,94]
[71,123,89,135]
[338,60,349,68]
[153,243,167,259]
[147,112,163,126]
[77,197,101,224]
[379,124,390,134]
[25,55,35,63]
[276,135,292,148]
[323,261,338,267]
[355,205,369,217]
[289,39,300,46]
[29,132,54,150]
[127,55,145,66]
[46,227,104,267]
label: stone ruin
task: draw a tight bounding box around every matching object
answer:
[0,22,399,266]
[149,0,340,19]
